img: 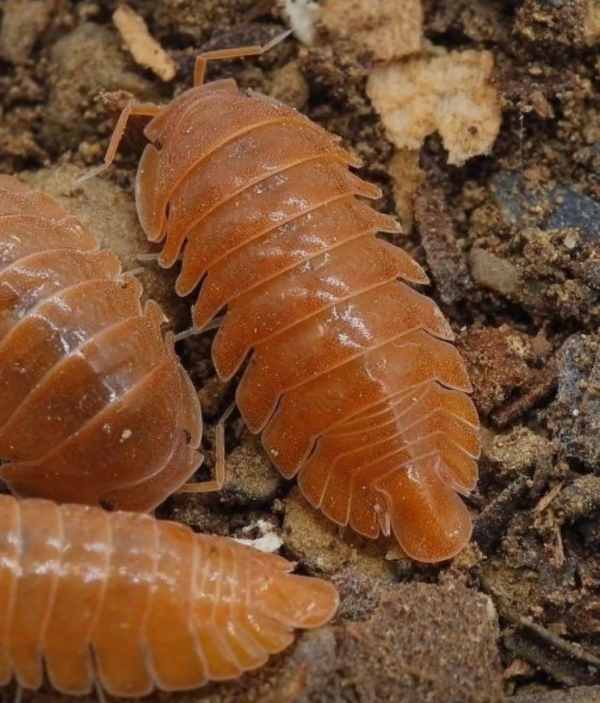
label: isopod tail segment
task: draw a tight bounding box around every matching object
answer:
[74,30,292,186]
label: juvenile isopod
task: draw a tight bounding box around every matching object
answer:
[87,35,481,562]
[0,494,338,697]
[0,175,205,510]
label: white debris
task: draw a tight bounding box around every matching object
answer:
[232,519,284,554]
[278,0,321,46]
[113,4,177,81]
[367,50,501,166]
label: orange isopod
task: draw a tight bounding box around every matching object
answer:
[0,175,203,510]
[0,493,338,696]
[90,36,481,562]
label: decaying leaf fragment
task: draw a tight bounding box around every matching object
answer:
[113,4,176,82]
[320,0,423,61]
[367,50,501,165]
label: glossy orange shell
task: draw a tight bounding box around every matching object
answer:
[134,81,481,562]
[0,494,338,696]
[0,175,203,511]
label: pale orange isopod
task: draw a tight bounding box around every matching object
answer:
[0,493,338,696]
[0,175,203,510]
[88,35,481,562]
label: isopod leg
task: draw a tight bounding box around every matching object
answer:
[177,402,236,494]
[74,102,161,184]
[94,678,107,703]
[193,30,292,86]
[173,316,225,343]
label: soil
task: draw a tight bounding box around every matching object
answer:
[1,1,600,702]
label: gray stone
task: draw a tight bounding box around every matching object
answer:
[546,188,600,243]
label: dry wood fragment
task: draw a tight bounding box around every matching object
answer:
[389,150,425,235]
[492,356,559,428]
[414,182,473,304]
[113,4,176,81]
[534,483,563,514]
[367,50,501,165]
[473,476,530,553]
[505,618,600,687]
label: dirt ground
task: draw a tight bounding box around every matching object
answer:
[2,1,600,702]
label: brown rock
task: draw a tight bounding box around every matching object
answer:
[41,23,160,153]
[486,428,554,479]
[0,0,54,64]
[327,584,503,703]
[320,0,423,62]
[152,0,257,44]
[269,61,309,110]
[549,334,600,468]
[554,476,600,524]
[219,437,284,508]
[457,326,535,416]
[470,247,521,298]
[516,0,589,48]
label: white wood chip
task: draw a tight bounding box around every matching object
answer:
[113,4,176,82]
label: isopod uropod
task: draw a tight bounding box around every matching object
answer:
[90,35,481,562]
[0,175,204,510]
[0,494,338,697]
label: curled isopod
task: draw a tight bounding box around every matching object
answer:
[90,36,481,562]
[0,175,203,511]
[0,494,338,696]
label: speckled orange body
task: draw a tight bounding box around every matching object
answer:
[0,494,338,696]
[133,79,481,562]
[0,175,202,510]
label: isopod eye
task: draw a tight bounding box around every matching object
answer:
[100,500,115,511]
[153,139,163,151]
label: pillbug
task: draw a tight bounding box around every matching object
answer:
[88,36,481,562]
[0,175,204,511]
[0,493,338,696]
